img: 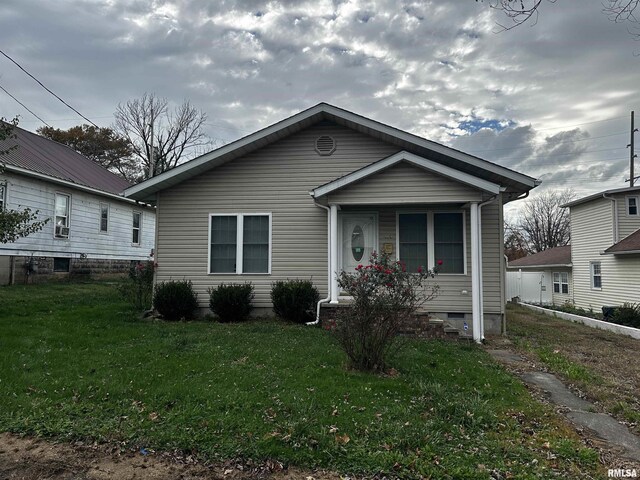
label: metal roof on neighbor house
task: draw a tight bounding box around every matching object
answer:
[0,124,132,195]
[125,102,540,203]
[603,228,640,255]
[507,245,572,268]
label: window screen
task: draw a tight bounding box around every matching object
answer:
[398,213,427,272]
[434,212,464,274]
[210,216,238,273]
[242,215,269,273]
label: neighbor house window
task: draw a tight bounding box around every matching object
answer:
[209,213,271,274]
[434,212,464,274]
[590,261,602,289]
[132,211,141,245]
[398,211,465,274]
[0,183,5,211]
[100,203,109,232]
[627,196,639,216]
[553,272,569,294]
[398,213,428,272]
[53,257,71,272]
[54,193,70,238]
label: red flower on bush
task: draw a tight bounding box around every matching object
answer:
[437,260,443,266]
[417,266,423,273]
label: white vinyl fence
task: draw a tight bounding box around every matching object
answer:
[505,269,552,305]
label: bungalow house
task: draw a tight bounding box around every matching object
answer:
[505,246,573,305]
[562,186,640,311]
[124,103,539,342]
[0,125,155,284]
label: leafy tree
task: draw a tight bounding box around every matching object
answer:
[113,93,212,180]
[0,118,49,243]
[515,189,575,253]
[37,124,137,182]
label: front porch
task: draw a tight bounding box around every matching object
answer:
[310,151,507,343]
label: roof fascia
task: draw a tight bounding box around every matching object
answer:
[4,164,151,207]
[311,150,503,198]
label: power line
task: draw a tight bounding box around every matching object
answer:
[0,83,50,127]
[0,49,98,128]
[528,115,629,131]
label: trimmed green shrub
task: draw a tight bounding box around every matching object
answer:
[153,280,199,321]
[271,279,320,324]
[612,302,640,328]
[118,261,155,311]
[208,283,254,322]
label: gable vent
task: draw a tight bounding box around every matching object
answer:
[315,135,336,156]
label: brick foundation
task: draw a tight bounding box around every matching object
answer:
[319,303,459,339]
[6,256,134,285]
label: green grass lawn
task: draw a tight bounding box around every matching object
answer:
[0,282,602,478]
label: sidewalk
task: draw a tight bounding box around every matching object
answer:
[487,342,640,469]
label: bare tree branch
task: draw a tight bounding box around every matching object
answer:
[113,93,211,180]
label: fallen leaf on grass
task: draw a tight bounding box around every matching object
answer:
[335,434,350,444]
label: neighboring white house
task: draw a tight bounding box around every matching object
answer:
[505,246,572,305]
[124,103,540,342]
[561,186,640,311]
[0,125,155,284]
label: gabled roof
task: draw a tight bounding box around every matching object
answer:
[311,150,503,198]
[562,185,640,208]
[507,246,572,268]
[603,228,640,255]
[0,124,132,195]
[124,103,539,203]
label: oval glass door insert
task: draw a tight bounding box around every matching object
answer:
[351,225,364,261]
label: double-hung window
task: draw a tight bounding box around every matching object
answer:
[553,272,569,294]
[627,196,639,216]
[0,183,5,211]
[209,213,271,274]
[54,193,70,238]
[132,211,141,245]
[398,211,465,274]
[590,261,602,289]
[100,203,109,233]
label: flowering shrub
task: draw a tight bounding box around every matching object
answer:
[334,252,438,372]
[118,261,155,311]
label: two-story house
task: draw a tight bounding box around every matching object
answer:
[562,186,640,310]
[0,125,155,284]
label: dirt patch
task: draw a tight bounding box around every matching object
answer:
[0,433,344,480]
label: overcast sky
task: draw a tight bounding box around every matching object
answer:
[1,0,639,216]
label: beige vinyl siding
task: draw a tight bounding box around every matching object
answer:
[571,199,616,310]
[157,123,505,316]
[326,162,484,205]
[156,124,400,309]
[615,193,640,240]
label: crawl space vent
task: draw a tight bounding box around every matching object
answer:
[315,135,336,156]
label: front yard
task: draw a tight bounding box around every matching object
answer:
[0,282,602,478]
[506,303,640,436]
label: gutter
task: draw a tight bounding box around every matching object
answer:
[602,193,618,243]
[307,199,331,325]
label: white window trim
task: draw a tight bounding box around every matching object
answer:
[53,192,71,239]
[626,195,639,216]
[208,212,272,275]
[553,271,569,294]
[590,261,602,290]
[132,211,142,246]
[0,181,6,211]
[395,209,467,276]
[99,202,109,234]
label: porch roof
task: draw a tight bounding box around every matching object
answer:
[310,150,504,199]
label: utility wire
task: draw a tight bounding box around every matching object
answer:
[0,49,98,128]
[0,83,50,127]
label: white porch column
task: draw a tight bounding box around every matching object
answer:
[470,202,482,343]
[330,204,339,303]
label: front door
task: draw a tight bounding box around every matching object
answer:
[341,213,377,272]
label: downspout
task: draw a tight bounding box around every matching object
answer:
[477,195,498,342]
[307,199,331,325]
[602,193,618,243]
